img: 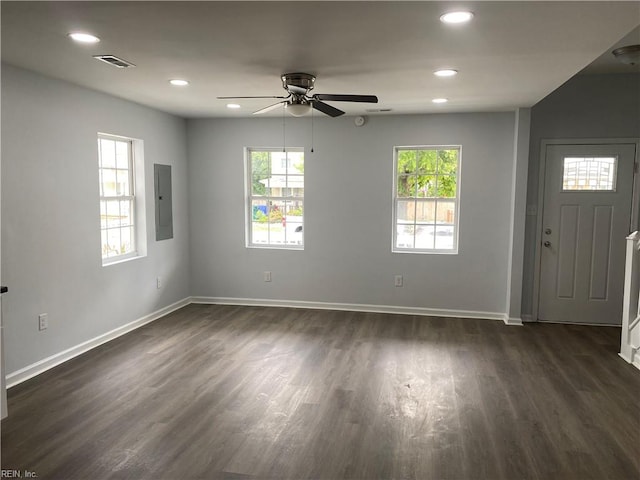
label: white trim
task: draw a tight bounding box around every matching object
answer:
[6,297,191,388]
[619,348,640,371]
[632,348,640,371]
[503,315,523,326]
[190,296,506,322]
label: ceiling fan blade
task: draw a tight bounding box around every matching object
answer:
[253,101,287,115]
[312,100,345,117]
[313,94,378,103]
[217,95,288,99]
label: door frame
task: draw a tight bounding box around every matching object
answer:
[532,138,640,323]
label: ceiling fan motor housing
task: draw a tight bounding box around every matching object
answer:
[282,73,316,93]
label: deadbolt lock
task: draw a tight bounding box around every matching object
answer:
[544,228,552,235]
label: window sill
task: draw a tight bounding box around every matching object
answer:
[247,245,304,251]
[392,249,458,255]
[102,253,146,267]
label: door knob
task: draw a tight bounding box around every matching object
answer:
[543,241,551,247]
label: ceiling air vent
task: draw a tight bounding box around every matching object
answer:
[92,55,136,68]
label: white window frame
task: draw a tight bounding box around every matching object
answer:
[98,133,146,265]
[245,147,304,250]
[392,145,461,254]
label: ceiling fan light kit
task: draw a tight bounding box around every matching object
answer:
[218,72,378,118]
[286,103,312,117]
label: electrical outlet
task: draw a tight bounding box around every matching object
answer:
[395,275,403,287]
[38,313,48,331]
[156,277,162,289]
[264,271,272,282]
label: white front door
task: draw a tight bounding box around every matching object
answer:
[539,143,637,324]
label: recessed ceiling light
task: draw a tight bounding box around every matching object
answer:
[226,103,241,109]
[434,69,458,77]
[169,79,189,86]
[432,98,448,104]
[440,11,474,24]
[68,32,100,43]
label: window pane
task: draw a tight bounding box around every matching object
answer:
[268,222,285,245]
[437,200,456,225]
[435,225,455,250]
[251,175,269,196]
[562,157,616,191]
[418,149,437,174]
[415,225,435,249]
[251,151,271,176]
[415,199,436,223]
[116,169,131,196]
[120,226,134,254]
[397,200,416,223]
[290,155,304,174]
[106,201,121,228]
[99,139,116,168]
[397,150,417,174]
[120,200,133,227]
[397,175,415,197]
[115,141,129,169]
[416,175,436,198]
[396,224,415,249]
[101,169,117,196]
[286,174,304,197]
[251,199,269,222]
[251,222,269,244]
[438,149,458,175]
[284,200,303,218]
[437,175,456,198]
[269,200,285,224]
[270,175,287,197]
[105,228,121,257]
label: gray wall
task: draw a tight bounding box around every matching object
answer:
[188,113,516,316]
[522,73,640,315]
[1,64,191,373]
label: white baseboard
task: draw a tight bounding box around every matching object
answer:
[6,297,191,388]
[632,348,640,371]
[190,296,507,322]
[503,315,523,326]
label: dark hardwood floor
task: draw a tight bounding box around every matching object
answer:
[2,304,639,479]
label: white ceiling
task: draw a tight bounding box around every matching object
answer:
[2,1,639,118]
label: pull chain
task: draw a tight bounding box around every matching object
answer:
[282,103,286,152]
[311,107,314,153]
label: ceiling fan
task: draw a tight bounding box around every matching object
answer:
[218,72,378,117]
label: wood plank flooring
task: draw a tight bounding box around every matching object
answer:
[2,304,639,479]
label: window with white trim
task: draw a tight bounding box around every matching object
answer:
[393,146,460,253]
[98,134,140,264]
[246,148,304,248]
